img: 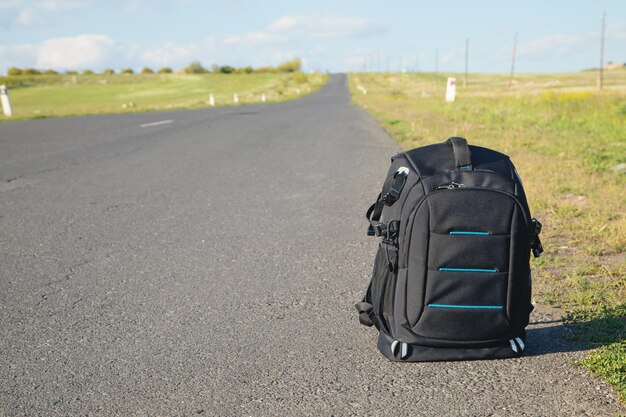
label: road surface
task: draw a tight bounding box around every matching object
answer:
[1,75,623,416]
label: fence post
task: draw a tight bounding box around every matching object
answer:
[0,85,12,117]
[445,78,456,102]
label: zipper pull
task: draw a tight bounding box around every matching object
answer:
[433,182,465,190]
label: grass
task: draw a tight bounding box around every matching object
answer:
[349,69,625,401]
[565,304,626,403]
[0,72,328,121]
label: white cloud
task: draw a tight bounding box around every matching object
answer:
[221,14,386,49]
[268,15,298,32]
[36,34,119,69]
[141,42,201,67]
[223,31,287,46]
[37,0,92,12]
[607,24,626,40]
[517,33,589,58]
[439,51,456,66]
[267,14,386,38]
[2,0,92,26]
[0,43,39,69]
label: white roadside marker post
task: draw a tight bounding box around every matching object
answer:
[445,77,456,102]
[261,94,266,103]
[209,94,215,106]
[233,93,239,104]
[1,85,12,117]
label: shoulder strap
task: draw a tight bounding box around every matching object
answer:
[446,137,473,171]
[366,169,408,236]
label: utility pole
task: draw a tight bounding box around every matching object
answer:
[464,38,469,88]
[599,11,606,89]
[508,32,518,88]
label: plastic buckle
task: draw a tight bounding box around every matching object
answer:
[382,172,407,206]
[532,239,543,258]
[381,221,398,245]
[381,189,399,205]
[532,218,542,235]
[530,218,543,257]
[367,224,387,237]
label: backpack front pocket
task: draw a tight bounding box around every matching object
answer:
[412,269,510,340]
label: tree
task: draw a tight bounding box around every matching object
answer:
[121,68,134,74]
[277,58,302,73]
[141,67,154,74]
[157,67,173,74]
[83,69,95,75]
[103,68,115,75]
[7,67,23,76]
[183,61,207,74]
[219,65,235,74]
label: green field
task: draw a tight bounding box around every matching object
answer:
[0,72,327,121]
[349,70,625,401]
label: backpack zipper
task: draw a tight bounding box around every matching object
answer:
[400,186,533,267]
[432,182,465,190]
[430,186,531,225]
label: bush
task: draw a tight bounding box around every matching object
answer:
[7,67,23,76]
[254,66,277,73]
[141,67,154,74]
[219,65,235,74]
[83,69,95,75]
[103,68,115,75]
[292,71,308,84]
[121,68,134,74]
[22,68,41,75]
[277,58,301,73]
[43,69,59,75]
[183,61,207,74]
[65,70,79,75]
[157,67,173,74]
[241,66,254,74]
[252,59,302,74]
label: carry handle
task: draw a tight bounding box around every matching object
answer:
[446,137,472,171]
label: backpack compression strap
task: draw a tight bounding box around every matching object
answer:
[446,137,473,171]
[366,169,408,236]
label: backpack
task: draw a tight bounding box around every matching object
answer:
[355,137,543,362]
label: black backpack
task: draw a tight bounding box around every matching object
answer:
[355,137,543,361]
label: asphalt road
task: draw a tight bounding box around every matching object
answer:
[1,74,623,416]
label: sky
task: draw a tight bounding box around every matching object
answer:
[0,0,625,74]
